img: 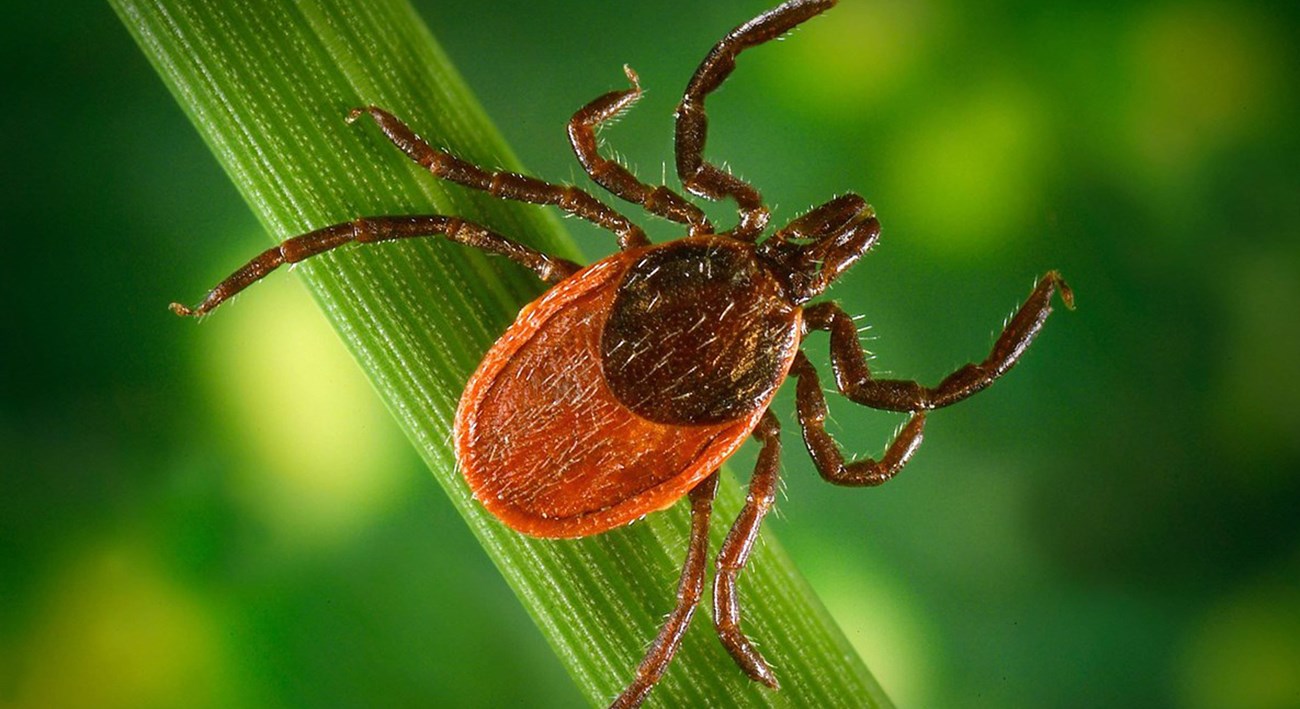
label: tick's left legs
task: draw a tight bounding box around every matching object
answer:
[805,271,1074,412]
[713,410,783,688]
[170,215,580,317]
[676,0,836,240]
[611,472,719,709]
[569,66,713,236]
[353,106,649,250]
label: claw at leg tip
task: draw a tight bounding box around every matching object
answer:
[622,64,641,90]
[733,646,781,689]
[1043,270,1075,310]
[1056,275,1076,310]
[754,667,780,690]
[345,105,381,124]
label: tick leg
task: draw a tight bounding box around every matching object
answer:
[713,410,782,689]
[611,472,719,709]
[170,215,580,317]
[569,66,713,236]
[676,0,835,240]
[804,271,1074,411]
[792,351,927,485]
[351,106,649,250]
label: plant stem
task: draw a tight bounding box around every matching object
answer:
[111,0,891,705]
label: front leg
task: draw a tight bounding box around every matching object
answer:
[792,352,927,486]
[354,107,649,250]
[805,271,1073,412]
[675,0,835,239]
[568,66,712,235]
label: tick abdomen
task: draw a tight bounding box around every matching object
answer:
[601,237,801,426]
[456,250,780,538]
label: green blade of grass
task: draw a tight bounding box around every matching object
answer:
[111,0,892,705]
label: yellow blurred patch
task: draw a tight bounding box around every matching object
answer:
[1129,4,1281,176]
[1178,582,1300,709]
[887,84,1051,256]
[803,549,939,707]
[767,0,940,113]
[13,543,227,709]
[200,269,408,546]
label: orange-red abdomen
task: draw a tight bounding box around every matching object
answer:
[455,237,801,538]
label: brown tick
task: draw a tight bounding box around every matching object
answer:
[172,1,1073,706]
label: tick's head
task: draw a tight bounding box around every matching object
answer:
[757,195,881,305]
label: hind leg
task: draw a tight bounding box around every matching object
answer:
[713,410,783,688]
[610,472,719,709]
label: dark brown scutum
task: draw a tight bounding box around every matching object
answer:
[600,238,799,426]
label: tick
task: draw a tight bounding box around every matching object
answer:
[173,0,1073,706]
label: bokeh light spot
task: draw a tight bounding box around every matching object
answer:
[1210,252,1300,475]
[887,84,1051,257]
[1177,583,1300,709]
[765,0,939,114]
[1128,4,1280,176]
[14,541,228,708]
[200,269,408,546]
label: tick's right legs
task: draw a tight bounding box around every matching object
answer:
[803,272,1074,411]
[789,271,1072,482]
[713,409,784,689]
[170,215,579,317]
[791,351,928,486]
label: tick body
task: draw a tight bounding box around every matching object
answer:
[456,237,801,538]
[174,1,1072,706]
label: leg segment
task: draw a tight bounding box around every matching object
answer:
[792,352,927,486]
[352,106,649,250]
[713,410,783,689]
[675,0,835,240]
[568,66,713,236]
[804,271,1074,412]
[170,215,580,317]
[611,472,719,709]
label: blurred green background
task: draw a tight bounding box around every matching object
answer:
[3,0,1298,707]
